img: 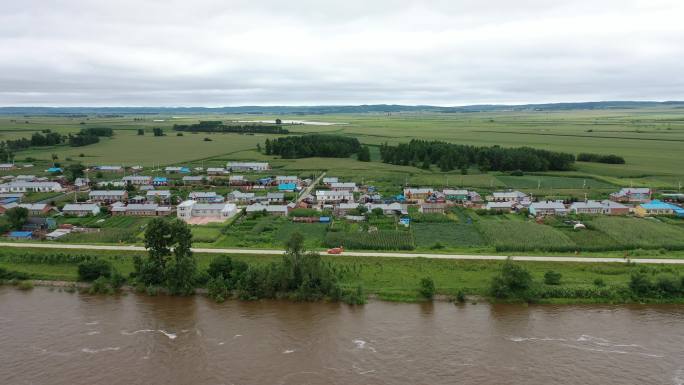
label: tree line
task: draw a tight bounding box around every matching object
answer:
[379,140,576,172]
[173,121,289,134]
[67,127,114,147]
[0,130,65,161]
[265,134,361,158]
[576,153,626,164]
[74,219,364,303]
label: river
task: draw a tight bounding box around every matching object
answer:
[1,287,683,385]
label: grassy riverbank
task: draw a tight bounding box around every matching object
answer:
[3,247,684,303]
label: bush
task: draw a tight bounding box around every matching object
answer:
[109,270,126,290]
[655,274,681,297]
[341,285,366,305]
[207,274,230,302]
[89,276,112,294]
[456,290,466,303]
[17,280,34,290]
[593,278,606,287]
[0,267,30,281]
[629,272,653,297]
[419,277,435,300]
[489,260,535,300]
[544,271,562,285]
[78,259,113,281]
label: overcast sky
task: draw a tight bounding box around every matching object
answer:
[1,0,683,106]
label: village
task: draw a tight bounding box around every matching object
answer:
[1,160,683,252]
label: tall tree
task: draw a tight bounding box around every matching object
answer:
[6,207,29,230]
[66,163,85,182]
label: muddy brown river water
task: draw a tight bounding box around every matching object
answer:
[1,287,683,384]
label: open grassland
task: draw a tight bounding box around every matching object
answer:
[4,247,684,302]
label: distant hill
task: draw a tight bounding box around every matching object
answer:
[1,101,683,116]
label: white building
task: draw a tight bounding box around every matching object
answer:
[490,191,528,202]
[177,200,238,224]
[188,191,224,203]
[486,201,517,212]
[0,181,63,193]
[275,176,299,185]
[365,202,407,215]
[569,201,604,215]
[245,203,288,216]
[62,203,101,217]
[227,190,255,204]
[529,201,567,216]
[316,190,354,204]
[122,175,152,186]
[226,162,270,171]
[207,167,228,175]
[330,182,358,192]
[146,190,172,204]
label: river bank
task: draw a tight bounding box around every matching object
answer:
[3,248,684,304]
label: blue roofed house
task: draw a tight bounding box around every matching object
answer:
[635,200,684,217]
[278,183,297,192]
[46,167,63,173]
[8,231,33,240]
[152,177,168,186]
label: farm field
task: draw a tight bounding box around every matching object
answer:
[2,108,684,192]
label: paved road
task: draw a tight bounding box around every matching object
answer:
[296,171,326,203]
[2,242,684,264]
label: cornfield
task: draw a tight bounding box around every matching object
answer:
[325,230,415,250]
[477,220,576,252]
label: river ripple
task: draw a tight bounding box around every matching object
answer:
[1,287,683,385]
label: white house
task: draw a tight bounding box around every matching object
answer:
[207,167,228,175]
[365,202,407,215]
[96,165,123,173]
[486,201,517,212]
[569,200,604,215]
[228,190,255,204]
[245,203,288,216]
[275,176,299,185]
[266,192,285,203]
[122,175,152,186]
[89,190,127,204]
[146,190,172,204]
[322,177,339,185]
[226,162,270,171]
[529,201,567,216]
[0,181,63,193]
[62,203,101,217]
[316,190,354,204]
[490,190,528,202]
[177,200,238,224]
[182,175,206,184]
[330,182,358,192]
[188,191,224,203]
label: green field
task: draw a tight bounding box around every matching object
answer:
[3,108,684,193]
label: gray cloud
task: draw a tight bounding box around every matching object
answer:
[0,0,683,106]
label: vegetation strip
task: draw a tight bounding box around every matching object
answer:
[1,242,684,264]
